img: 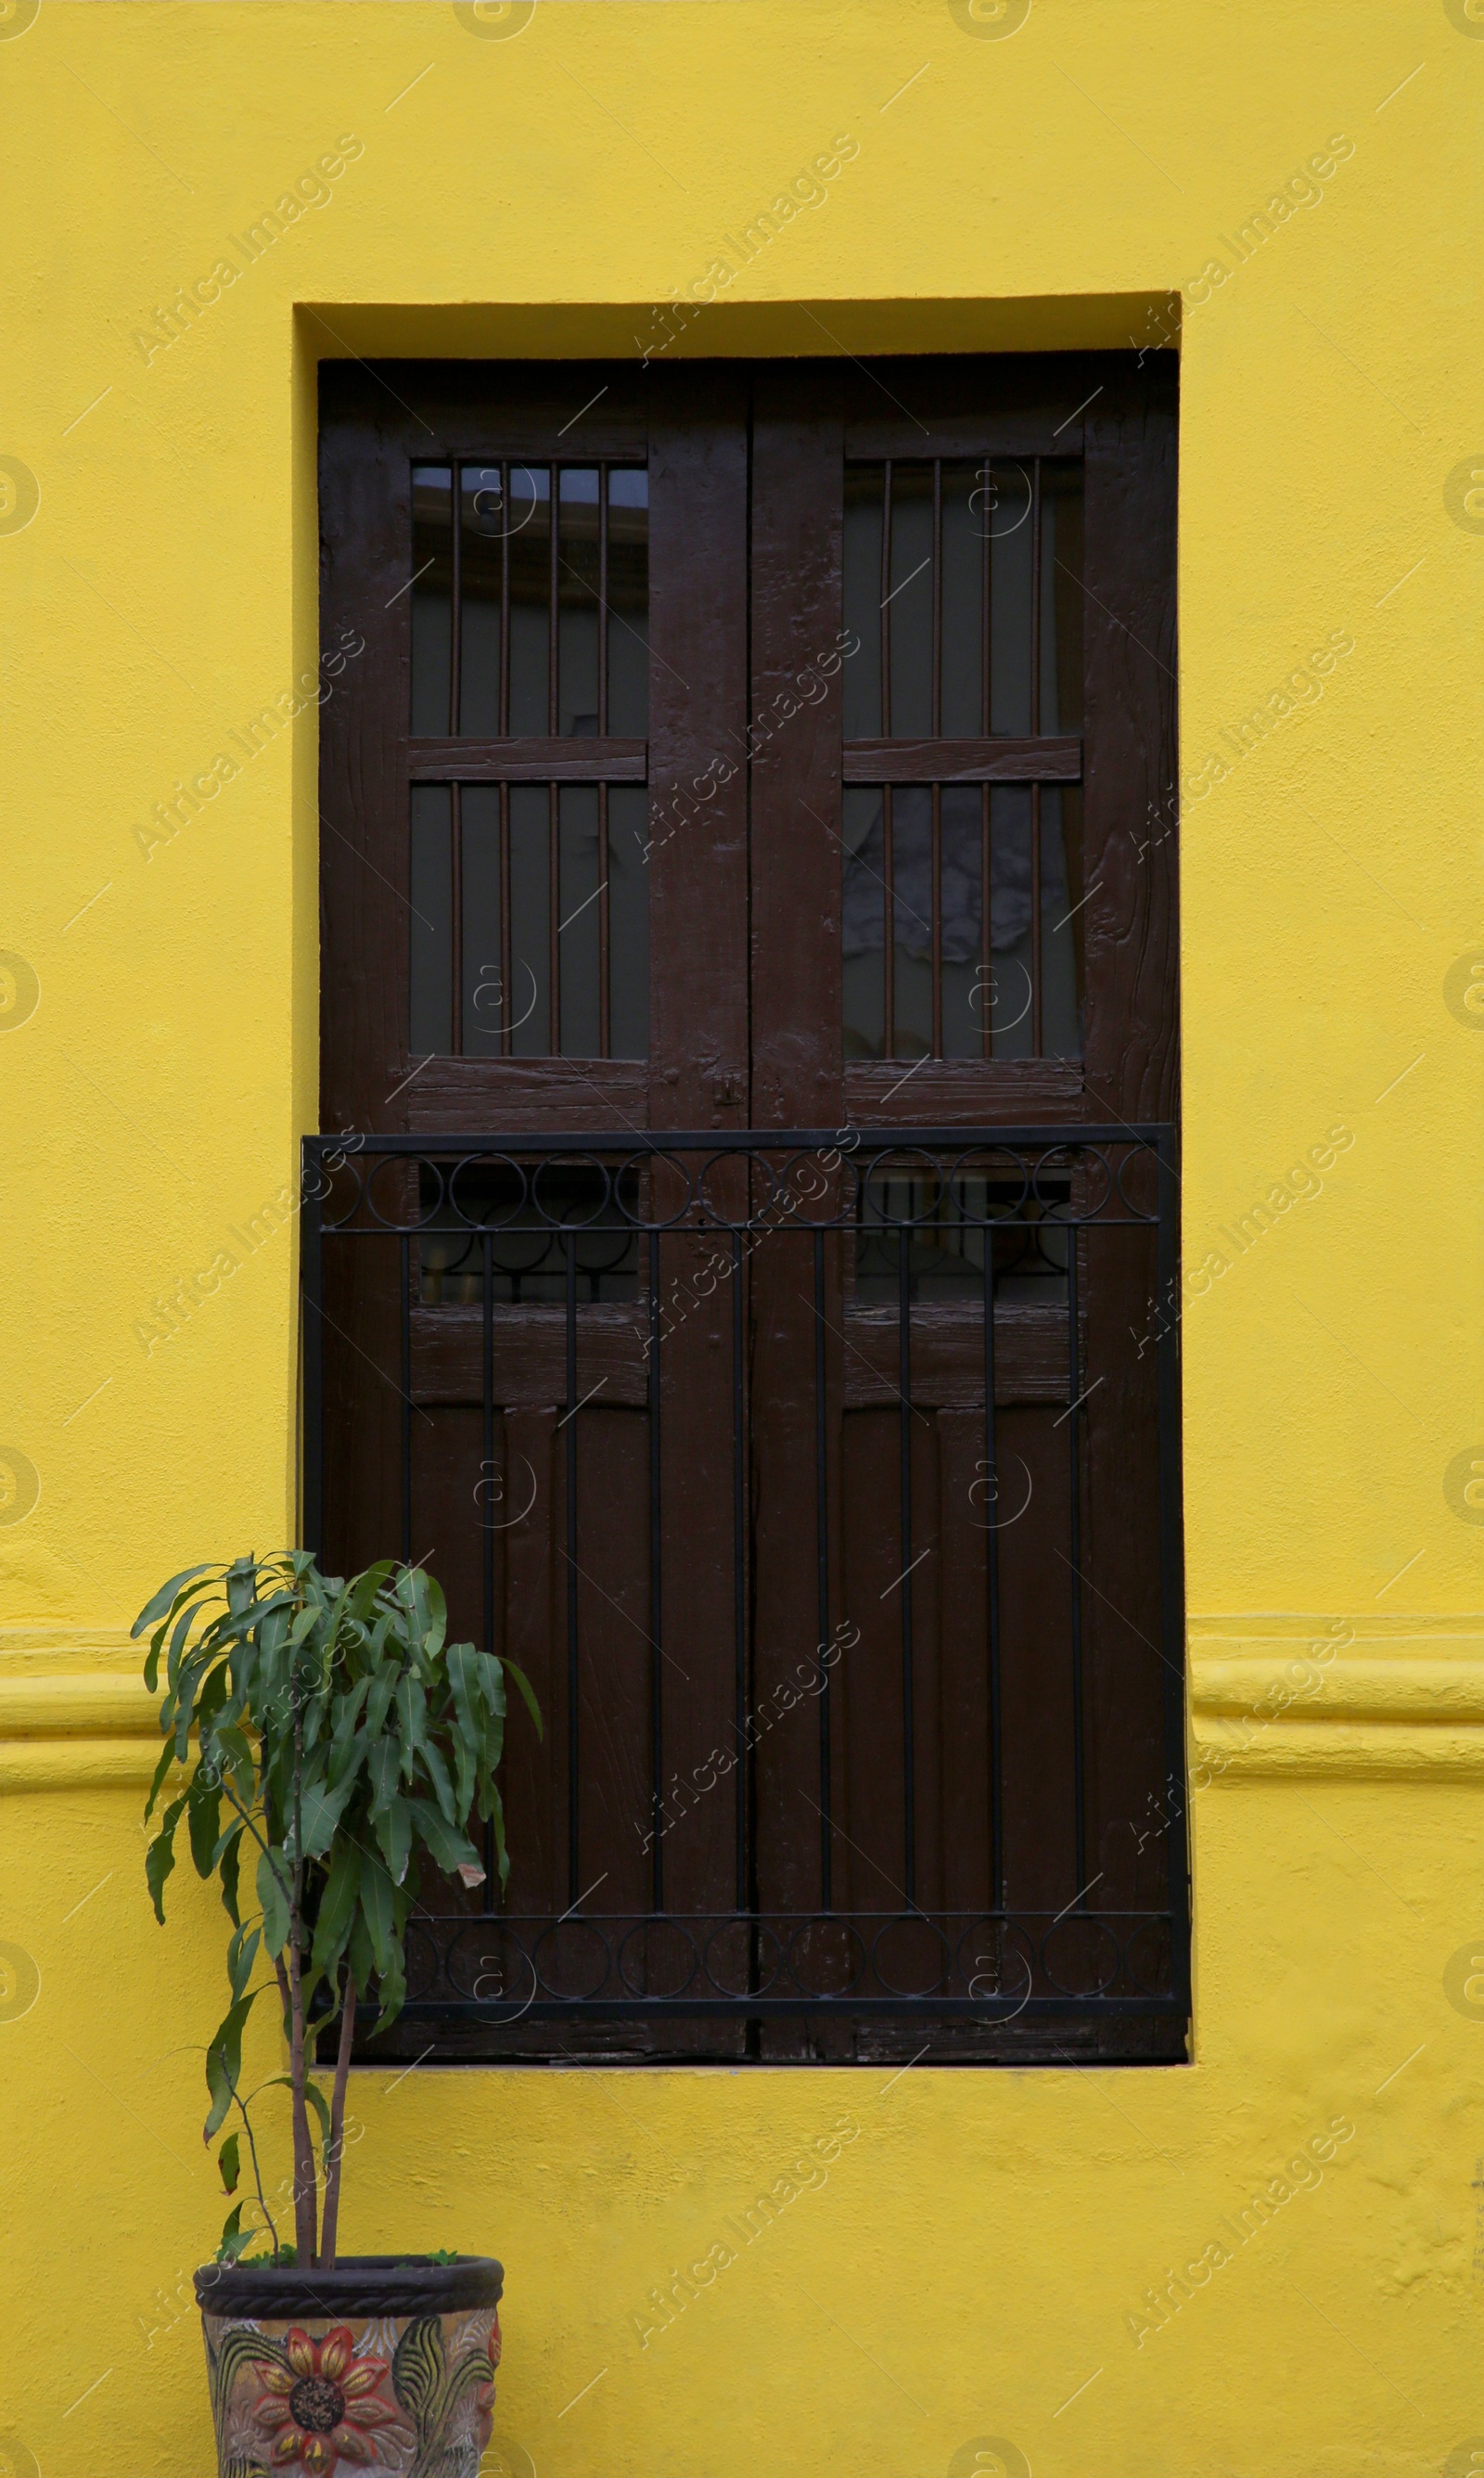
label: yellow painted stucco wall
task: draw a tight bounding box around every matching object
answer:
[1,2,1481,2472]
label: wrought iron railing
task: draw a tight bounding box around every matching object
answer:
[301,1127,1187,2062]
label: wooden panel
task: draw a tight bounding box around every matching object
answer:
[409,738,646,783]
[410,1299,1071,1408]
[843,737,1081,785]
[845,1058,1083,1123]
[840,1306,1068,1407]
[406,1059,649,1133]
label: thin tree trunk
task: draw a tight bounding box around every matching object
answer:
[318,1974,358,2269]
[276,1947,319,2264]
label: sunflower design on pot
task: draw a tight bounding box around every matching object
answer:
[249,2326,406,2472]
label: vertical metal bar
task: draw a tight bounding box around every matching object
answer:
[499,780,512,1059]
[1031,780,1043,1059]
[1030,459,1043,1061]
[1030,456,1043,736]
[648,1226,663,1911]
[981,456,991,734]
[566,1226,580,1907]
[813,1227,832,1910]
[980,783,991,1061]
[883,786,895,1060]
[482,1224,496,1895]
[482,1229,494,1652]
[1066,1185,1087,1898]
[549,464,560,736]
[880,459,892,736]
[598,463,609,738]
[301,1138,323,1559]
[451,782,464,1057]
[732,1225,747,1914]
[499,461,510,738]
[1155,1128,1189,2006]
[599,781,611,1059]
[898,1222,916,1908]
[982,1179,1003,1910]
[549,782,560,1056]
[400,1229,413,1564]
[451,464,462,737]
[930,782,942,1059]
[931,459,942,737]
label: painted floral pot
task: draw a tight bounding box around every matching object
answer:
[193,2254,503,2478]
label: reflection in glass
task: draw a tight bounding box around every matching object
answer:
[608,786,649,1058]
[608,469,648,736]
[507,467,551,735]
[558,470,601,737]
[460,786,503,1058]
[411,467,453,734]
[409,784,453,1053]
[459,469,503,736]
[558,784,602,1053]
[509,784,551,1055]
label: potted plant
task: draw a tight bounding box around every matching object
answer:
[137,1550,540,2478]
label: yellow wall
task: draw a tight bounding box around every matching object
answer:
[1,3,1480,2472]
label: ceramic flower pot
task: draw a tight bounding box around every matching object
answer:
[192,2253,503,2477]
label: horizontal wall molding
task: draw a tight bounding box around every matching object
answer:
[1189,1618,1484,1777]
[8,1622,1484,1787]
[0,1629,173,1792]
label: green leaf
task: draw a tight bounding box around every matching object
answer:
[217,2200,252,2263]
[359,1857,394,1978]
[133,1563,213,1641]
[143,1733,177,1824]
[257,1846,291,1958]
[503,1655,544,1740]
[311,1842,362,1976]
[375,1794,413,1887]
[226,1922,261,2004]
[187,1778,223,1880]
[219,2133,240,2194]
[219,1825,244,1927]
[300,1773,354,1860]
[395,1673,429,1778]
[367,1738,400,1817]
[411,1799,481,1883]
[146,1795,187,1923]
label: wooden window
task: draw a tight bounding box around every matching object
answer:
[315,353,1183,2064]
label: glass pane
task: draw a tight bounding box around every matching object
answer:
[460,785,503,1057]
[607,469,648,737]
[459,468,504,738]
[842,465,883,738]
[987,461,1034,736]
[1041,460,1083,732]
[607,786,649,1059]
[410,466,453,735]
[887,465,933,738]
[841,785,885,1058]
[1041,786,1084,1058]
[940,462,985,738]
[988,784,1033,1058]
[409,784,452,1054]
[507,466,550,736]
[940,784,983,1059]
[508,783,550,1055]
[558,468,600,736]
[558,784,602,1055]
[419,1162,639,1305]
[890,784,932,1057]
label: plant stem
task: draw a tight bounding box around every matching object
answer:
[226,2068,281,2261]
[318,1972,357,2269]
[275,1947,319,2263]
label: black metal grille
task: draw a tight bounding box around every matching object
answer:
[301,1127,1187,2062]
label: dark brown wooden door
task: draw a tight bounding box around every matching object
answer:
[315,353,1182,2064]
